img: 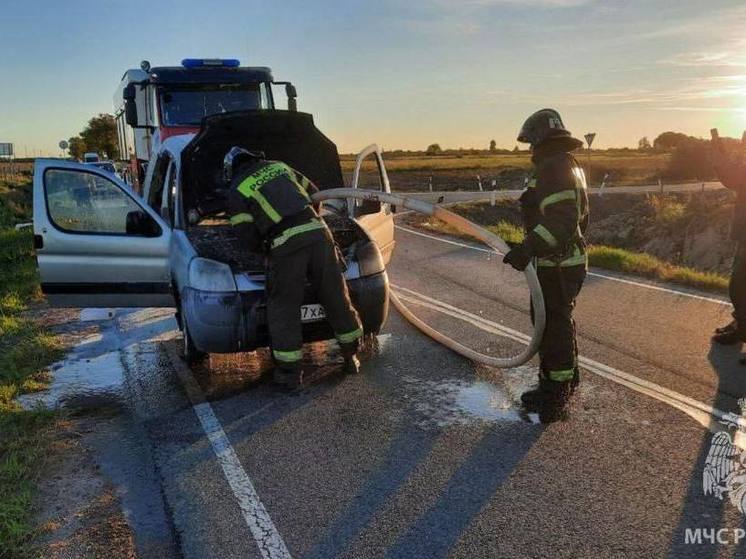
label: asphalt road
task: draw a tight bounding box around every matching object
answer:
[31,222,746,559]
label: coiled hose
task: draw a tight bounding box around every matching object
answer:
[311,188,545,368]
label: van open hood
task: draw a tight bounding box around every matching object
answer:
[181,110,344,213]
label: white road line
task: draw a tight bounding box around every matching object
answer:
[168,347,292,559]
[393,284,743,431]
[395,225,730,306]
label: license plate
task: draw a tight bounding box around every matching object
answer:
[301,304,326,323]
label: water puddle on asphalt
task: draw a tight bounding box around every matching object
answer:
[19,310,126,410]
[401,370,540,426]
[19,308,177,411]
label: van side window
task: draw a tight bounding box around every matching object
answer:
[166,162,177,225]
[44,169,148,235]
[147,154,171,212]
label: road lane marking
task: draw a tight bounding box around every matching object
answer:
[395,225,730,306]
[393,284,743,432]
[167,346,293,559]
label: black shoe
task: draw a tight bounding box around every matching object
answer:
[715,320,739,335]
[521,377,572,418]
[273,368,303,388]
[570,368,580,396]
[343,355,361,375]
[740,356,746,366]
[712,329,746,345]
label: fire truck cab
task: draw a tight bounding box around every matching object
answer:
[113,58,295,189]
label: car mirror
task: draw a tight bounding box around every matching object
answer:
[126,210,160,237]
[357,198,382,216]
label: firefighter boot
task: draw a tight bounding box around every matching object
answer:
[340,341,361,375]
[712,327,746,345]
[273,367,304,388]
[715,320,738,335]
[521,376,573,423]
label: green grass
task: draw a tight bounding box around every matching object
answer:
[408,210,730,294]
[0,179,63,558]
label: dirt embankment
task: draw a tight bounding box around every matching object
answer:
[453,190,739,275]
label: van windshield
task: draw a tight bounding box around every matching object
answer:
[159,84,267,126]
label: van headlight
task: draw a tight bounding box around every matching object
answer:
[188,258,237,292]
[355,241,385,276]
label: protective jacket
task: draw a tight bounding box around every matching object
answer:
[519,145,589,268]
[713,156,746,243]
[226,159,363,371]
[227,159,324,252]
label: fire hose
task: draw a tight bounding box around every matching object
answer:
[311,188,545,368]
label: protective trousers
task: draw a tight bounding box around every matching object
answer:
[731,243,746,329]
[534,264,586,382]
[267,229,363,371]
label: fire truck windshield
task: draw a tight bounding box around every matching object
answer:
[159,84,267,126]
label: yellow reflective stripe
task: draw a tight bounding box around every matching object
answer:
[548,369,575,382]
[229,212,253,225]
[270,219,325,249]
[533,224,558,248]
[273,348,302,362]
[250,189,282,223]
[537,250,587,268]
[336,326,363,344]
[540,189,576,213]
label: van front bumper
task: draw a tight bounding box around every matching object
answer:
[182,270,389,353]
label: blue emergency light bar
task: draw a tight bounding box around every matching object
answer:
[181,58,241,68]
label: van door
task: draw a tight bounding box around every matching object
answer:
[350,144,395,263]
[33,159,174,308]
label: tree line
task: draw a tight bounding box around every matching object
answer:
[67,114,119,161]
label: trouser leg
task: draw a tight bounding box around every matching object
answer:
[537,265,586,382]
[731,244,746,329]
[308,234,363,356]
[267,249,308,372]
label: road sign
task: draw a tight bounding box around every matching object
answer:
[0,143,13,157]
[59,140,69,150]
[584,133,596,148]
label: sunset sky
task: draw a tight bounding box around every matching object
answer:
[2,0,746,155]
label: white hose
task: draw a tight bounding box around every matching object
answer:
[311,188,545,368]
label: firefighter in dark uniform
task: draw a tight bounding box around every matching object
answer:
[223,147,364,387]
[503,109,589,422]
[711,137,746,361]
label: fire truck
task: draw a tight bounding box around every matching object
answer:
[113,58,297,190]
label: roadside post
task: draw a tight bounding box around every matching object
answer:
[490,190,496,206]
[599,173,609,197]
[659,178,663,193]
[428,176,433,192]
[477,174,483,192]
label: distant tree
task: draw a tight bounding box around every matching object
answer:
[80,114,119,160]
[489,139,497,153]
[425,143,442,156]
[68,136,87,160]
[653,132,691,151]
[638,136,652,151]
[663,138,713,181]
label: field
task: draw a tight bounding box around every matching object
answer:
[0,176,63,557]
[341,151,671,192]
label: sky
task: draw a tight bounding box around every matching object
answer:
[2,0,746,155]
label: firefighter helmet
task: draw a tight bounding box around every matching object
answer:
[517,109,574,146]
[223,146,265,184]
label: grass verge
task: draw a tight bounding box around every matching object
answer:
[0,178,64,558]
[407,209,729,294]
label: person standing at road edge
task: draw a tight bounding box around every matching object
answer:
[223,147,364,387]
[711,133,746,362]
[503,109,590,422]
